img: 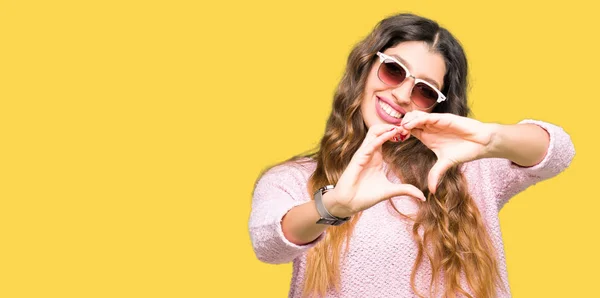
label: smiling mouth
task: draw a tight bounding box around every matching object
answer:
[378,100,403,119]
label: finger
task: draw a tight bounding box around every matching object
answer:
[428,158,455,194]
[403,113,447,130]
[390,130,410,143]
[409,128,423,140]
[368,124,401,136]
[364,124,400,143]
[396,126,411,142]
[348,126,399,169]
[362,126,399,153]
[383,183,426,202]
[400,110,427,127]
[398,132,411,142]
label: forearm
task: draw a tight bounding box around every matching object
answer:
[486,123,550,167]
[281,199,329,245]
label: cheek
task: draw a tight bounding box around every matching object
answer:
[365,65,384,93]
[360,93,376,127]
[361,76,379,112]
[360,94,369,114]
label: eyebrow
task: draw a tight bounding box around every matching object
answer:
[389,54,443,90]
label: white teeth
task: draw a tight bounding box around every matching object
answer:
[378,100,402,118]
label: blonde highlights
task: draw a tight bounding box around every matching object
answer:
[298,14,503,298]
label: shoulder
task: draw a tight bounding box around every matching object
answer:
[259,157,317,181]
[254,157,317,191]
[252,157,317,203]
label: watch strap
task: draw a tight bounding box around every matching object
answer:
[314,185,350,226]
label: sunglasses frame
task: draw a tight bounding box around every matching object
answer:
[376,52,447,109]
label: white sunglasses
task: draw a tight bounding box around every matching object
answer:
[376,52,446,109]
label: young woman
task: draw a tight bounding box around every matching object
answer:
[249,13,575,298]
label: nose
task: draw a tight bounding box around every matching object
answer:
[390,76,415,106]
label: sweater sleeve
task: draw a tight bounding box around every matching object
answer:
[249,161,325,264]
[463,119,575,210]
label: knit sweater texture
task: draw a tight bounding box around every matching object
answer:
[249,120,575,297]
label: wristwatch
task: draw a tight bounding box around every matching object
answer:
[314,185,351,226]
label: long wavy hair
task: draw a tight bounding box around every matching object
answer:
[297,13,503,298]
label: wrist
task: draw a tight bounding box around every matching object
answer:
[484,123,550,166]
[321,189,354,219]
[482,123,506,159]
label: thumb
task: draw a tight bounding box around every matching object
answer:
[383,183,426,202]
[428,158,455,194]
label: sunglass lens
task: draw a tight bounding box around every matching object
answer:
[412,82,439,108]
[379,62,406,85]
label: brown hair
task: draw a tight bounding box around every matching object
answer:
[298,13,503,298]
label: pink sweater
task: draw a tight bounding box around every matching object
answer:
[249,120,575,298]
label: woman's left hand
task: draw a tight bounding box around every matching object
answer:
[399,110,497,194]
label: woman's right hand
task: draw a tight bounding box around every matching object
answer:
[323,124,427,218]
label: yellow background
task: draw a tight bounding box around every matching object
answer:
[1,1,598,297]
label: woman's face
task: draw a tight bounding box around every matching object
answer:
[361,41,447,128]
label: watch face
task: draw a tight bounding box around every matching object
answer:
[317,218,338,225]
[317,218,348,226]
